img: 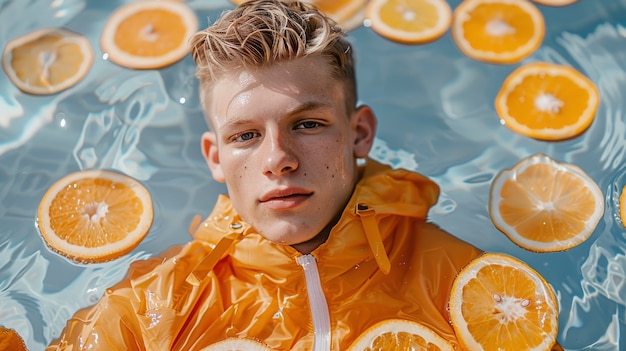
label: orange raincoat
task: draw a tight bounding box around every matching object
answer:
[48,160,482,350]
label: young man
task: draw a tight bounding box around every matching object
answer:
[48,0,482,349]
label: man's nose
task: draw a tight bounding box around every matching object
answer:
[261,131,298,176]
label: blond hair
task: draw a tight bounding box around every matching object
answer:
[190,0,357,114]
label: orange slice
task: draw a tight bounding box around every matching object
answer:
[490,154,604,252]
[101,1,198,69]
[452,0,545,64]
[619,185,626,228]
[531,0,578,6]
[200,337,273,351]
[449,252,559,351]
[230,0,366,29]
[495,61,599,141]
[347,319,454,351]
[365,0,452,44]
[37,169,153,263]
[0,326,27,351]
[1,28,93,95]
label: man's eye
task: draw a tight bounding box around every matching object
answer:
[236,132,257,142]
[297,121,320,129]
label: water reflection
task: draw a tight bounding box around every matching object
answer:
[1,0,626,349]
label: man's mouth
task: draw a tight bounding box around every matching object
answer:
[259,188,313,210]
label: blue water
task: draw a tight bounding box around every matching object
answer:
[1,0,625,349]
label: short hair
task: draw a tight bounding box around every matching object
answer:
[190,0,357,116]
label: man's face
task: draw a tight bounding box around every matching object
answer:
[201,56,376,250]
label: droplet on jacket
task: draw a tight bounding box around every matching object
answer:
[273,309,283,320]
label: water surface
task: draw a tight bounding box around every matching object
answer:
[1,0,626,349]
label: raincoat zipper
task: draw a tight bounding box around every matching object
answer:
[296,254,331,351]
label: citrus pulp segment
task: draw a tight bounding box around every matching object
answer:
[347,319,455,351]
[101,1,198,69]
[200,337,273,351]
[495,61,599,141]
[37,169,153,263]
[230,0,367,30]
[452,0,545,64]
[449,252,559,351]
[489,154,604,252]
[1,28,93,95]
[365,0,451,44]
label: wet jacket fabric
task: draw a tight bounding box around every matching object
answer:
[48,160,482,350]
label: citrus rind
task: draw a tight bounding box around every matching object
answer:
[489,154,604,252]
[101,1,198,69]
[37,169,153,263]
[1,28,93,95]
[495,62,600,141]
[449,252,559,351]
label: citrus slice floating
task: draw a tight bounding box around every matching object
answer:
[619,185,626,228]
[490,154,604,252]
[531,0,578,6]
[452,0,545,64]
[1,28,93,95]
[449,252,559,351]
[347,319,454,351]
[230,0,366,30]
[101,1,198,69]
[37,169,153,263]
[495,61,599,141]
[0,326,28,351]
[365,0,452,44]
[200,337,273,351]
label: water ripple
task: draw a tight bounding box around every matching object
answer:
[74,71,172,180]
[553,23,626,171]
[0,0,85,42]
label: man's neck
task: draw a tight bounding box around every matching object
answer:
[291,212,341,254]
[291,164,365,254]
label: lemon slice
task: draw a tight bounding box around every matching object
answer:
[365,0,452,44]
[449,253,559,351]
[495,62,600,141]
[200,337,273,351]
[37,169,153,263]
[452,0,545,64]
[2,28,93,95]
[0,326,28,351]
[101,1,198,69]
[490,154,604,252]
[347,319,454,351]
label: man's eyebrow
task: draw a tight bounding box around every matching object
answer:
[218,101,333,132]
[285,101,333,116]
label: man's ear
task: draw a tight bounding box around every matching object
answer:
[201,131,225,183]
[352,105,377,158]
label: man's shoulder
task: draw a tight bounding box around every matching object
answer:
[117,240,213,290]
